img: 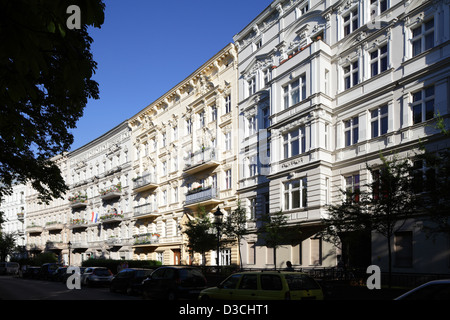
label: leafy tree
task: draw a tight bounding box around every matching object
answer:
[0,0,105,203]
[0,232,16,261]
[183,207,216,266]
[322,154,419,287]
[222,202,248,269]
[415,115,450,237]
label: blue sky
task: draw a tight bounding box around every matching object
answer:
[69,0,273,151]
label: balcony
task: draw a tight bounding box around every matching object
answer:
[106,237,131,247]
[100,183,122,201]
[45,241,64,250]
[132,233,160,247]
[69,219,89,229]
[71,241,89,250]
[133,203,159,219]
[185,187,221,208]
[184,147,219,175]
[45,222,65,231]
[69,198,88,209]
[17,212,24,220]
[26,225,43,234]
[99,212,124,224]
[133,173,158,193]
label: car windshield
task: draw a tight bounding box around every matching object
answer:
[285,274,321,291]
[220,274,242,289]
[93,269,111,276]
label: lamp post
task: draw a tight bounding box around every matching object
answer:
[213,207,224,268]
[68,241,72,266]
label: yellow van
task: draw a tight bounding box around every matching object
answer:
[199,271,323,300]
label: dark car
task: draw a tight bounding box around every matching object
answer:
[50,267,68,282]
[110,268,154,295]
[38,263,62,280]
[394,280,450,300]
[22,266,41,279]
[142,266,207,300]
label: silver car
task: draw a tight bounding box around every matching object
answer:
[81,267,113,287]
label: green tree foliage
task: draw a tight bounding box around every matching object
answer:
[222,202,248,268]
[0,232,16,261]
[322,154,419,287]
[0,0,105,203]
[183,207,216,265]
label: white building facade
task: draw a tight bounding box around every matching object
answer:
[67,121,134,265]
[234,0,450,273]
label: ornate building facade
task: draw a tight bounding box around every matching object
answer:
[129,43,240,266]
[234,0,450,272]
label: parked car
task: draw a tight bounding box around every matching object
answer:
[50,267,68,282]
[62,266,86,284]
[81,267,113,287]
[22,266,41,279]
[110,268,154,295]
[0,262,20,275]
[38,263,62,280]
[394,279,450,300]
[198,271,324,300]
[142,266,207,300]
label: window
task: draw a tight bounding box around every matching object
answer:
[283,75,306,109]
[225,169,232,189]
[162,190,167,205]
[162,132,166,147]
[211,105,217,122]
[199,111,205,127]
[344,116,359,146]
[345,174,360,202]
[248,77,256,96]
[225,95,232,114]
[284,178,307,210]
[370,45,388,77]
[371,105,388,138]
[343,8,358,37]
[370,0,388,19]
[239,274,258,290]
[412,86,435,124]
[249,197,257,220]
[225,132,232,151]
[411,159,436,194]
[262,107,270,129]
[248,116,256,136]
[411,18,434,57]
[173,126,178,141]
[283,127,306,158]
[186,118,192,135]
[173,187,178,203]
[261,275,283,291]
[343,61,359,90]
[263,69,271,87]
[248,155,257,177]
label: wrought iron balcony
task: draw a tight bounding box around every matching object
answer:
[133,203,159,219]
[133,173,158,193]
[185,187,221,208]
[184,147,220,175]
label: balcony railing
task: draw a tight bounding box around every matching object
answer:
[133,173,158,193]
[100,183,122,200]
[45,222,64,231]
[184,147,219,174]
[185,187,221,207]
[133,233,160,246]
[99,212,124,223]
[133,203,159,218]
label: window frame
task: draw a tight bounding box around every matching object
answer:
[411,18,435,57]
[344,116,359,147]
[283,127,306,159]
[370,105,389,138]
[369,44,388,77]
[411,86,435,125]
[283,75,306,110]
[343,8,359,37]
[283,178,308,211]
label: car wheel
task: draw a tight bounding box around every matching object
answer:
[126,286,133,295]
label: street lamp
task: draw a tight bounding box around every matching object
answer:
[213,207,224,268]
[68,241,71,266]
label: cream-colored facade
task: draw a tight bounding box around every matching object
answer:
[25,154,72,264]
[129,43,240,266]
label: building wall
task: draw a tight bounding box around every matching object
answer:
[67,121,133,265]
[234,0,450,272]
[129,43,240,266]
